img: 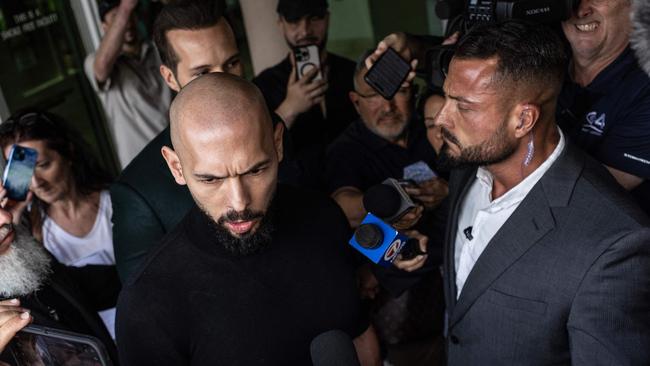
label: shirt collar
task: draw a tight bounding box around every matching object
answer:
[476,128,566,211]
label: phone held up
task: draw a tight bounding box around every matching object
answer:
[293,44,323,81]
[364,47,411,100]
[2,145,38,201]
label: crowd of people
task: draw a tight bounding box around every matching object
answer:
[0,0,649,365]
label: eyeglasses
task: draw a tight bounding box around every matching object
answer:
[354,87,411,103]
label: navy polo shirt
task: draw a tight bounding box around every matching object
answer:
[557,46,650,213]
[558,46,650,177]
[324,118,438,194]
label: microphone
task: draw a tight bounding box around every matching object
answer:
[631,0,650,76]
[363,178,416,223]
[310,330,361,366]
[349,179,425,267]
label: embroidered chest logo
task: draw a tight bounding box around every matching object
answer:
[582,111,606,136]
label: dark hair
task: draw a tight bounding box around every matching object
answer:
[417,86,445,118]
[97,0,120,22]
[454,21,568,91]
[153,0,226,72]
[0,110,112,196]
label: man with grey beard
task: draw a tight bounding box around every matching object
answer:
[0,207,118,363]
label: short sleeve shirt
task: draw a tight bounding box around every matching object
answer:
[84,42,171,168]
[557,46,650,178]
[557,46,650,214]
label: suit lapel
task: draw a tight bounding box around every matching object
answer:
[446,141,585,329]
[448,185,555,328]
[444,167,477,313]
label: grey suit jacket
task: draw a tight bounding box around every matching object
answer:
[443,143,650,365]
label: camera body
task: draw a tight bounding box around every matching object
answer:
[427,0,578,89]
[465,0,577,27]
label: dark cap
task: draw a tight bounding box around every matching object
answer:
[277,0,328,22]
[98,0,120,21]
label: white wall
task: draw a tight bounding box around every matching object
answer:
[239,0,289,75]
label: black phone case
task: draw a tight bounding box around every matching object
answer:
[2,324,113,366]
[364,47,411,100]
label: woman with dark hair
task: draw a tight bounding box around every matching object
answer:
[0,110,118,338]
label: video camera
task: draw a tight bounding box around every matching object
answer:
[427,0,579,89]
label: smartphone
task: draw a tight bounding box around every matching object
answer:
[2,145,37,201]
[364,47,411,100]
[2,324,113,366]
[294,45,322,81]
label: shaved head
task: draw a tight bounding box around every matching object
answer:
[169,72,273,155]
[163,73,284,256]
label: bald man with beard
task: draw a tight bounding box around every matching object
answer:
[116,73,380,366]
[0,207,118,363]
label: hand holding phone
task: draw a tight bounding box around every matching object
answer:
[2,145,37,202]
[364,47,412,100]
[277,48,328,126]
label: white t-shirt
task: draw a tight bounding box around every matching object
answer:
[42,190,116,339]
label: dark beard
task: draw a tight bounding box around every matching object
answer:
[436,120,517,170]
[204,196,277,257]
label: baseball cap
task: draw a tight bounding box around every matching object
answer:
[277,0,328,22]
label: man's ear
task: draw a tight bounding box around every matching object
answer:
[349,91,361,113]
[273,122,285,163]
[160,64,181,92]
[513,103,540,138]
[161,146,187,185]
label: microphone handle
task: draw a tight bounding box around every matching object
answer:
[400,237,426,260]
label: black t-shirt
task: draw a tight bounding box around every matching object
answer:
[253,53,358,189]
[557,46,650,214]
[324,119,439,194]
[116,184,366,366]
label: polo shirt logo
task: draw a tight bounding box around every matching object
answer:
[582,111,606,136]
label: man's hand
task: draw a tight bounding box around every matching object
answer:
[392,205,424,230]
[0,299,31,353]
[93,0,139,84]
[404,178,448,210]
[0,187,31,226]
[393,230,428,272]
[364,32,418,89]
[364,31,461,89]
[275,53,328,128]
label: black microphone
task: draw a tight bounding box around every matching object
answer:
[631,0,650,76]
[310,330,361,366]
[363,178,416,223]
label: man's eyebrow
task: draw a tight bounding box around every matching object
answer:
[242,159,271,175]
[223,53,241,65]
[446,94,476,104]
[193,172,227,180]
[192,159,271,180]
[188,64,211,72]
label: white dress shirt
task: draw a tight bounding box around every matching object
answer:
[454,129,566,298]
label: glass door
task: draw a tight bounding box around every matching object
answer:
[0,0,119,174]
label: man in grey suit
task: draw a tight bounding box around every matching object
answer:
[390,21,650,364]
